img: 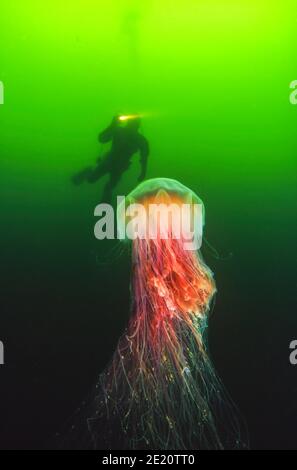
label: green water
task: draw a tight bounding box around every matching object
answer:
[0,0,297,449]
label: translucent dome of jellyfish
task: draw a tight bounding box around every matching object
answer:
[63,178,247,450]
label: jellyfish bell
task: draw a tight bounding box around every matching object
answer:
[123,177,204,207]
[117,178,205,250]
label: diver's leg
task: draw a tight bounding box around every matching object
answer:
[72,159,110,185]
[87,160,110,183]
[101,171,122,203]
[72,167,93,185]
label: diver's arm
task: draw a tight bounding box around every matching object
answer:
[98,116,118,143]
[138,137,149,181]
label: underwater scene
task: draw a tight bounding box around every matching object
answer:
[0,0,297,451]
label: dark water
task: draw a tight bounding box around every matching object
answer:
[0,1,297,449]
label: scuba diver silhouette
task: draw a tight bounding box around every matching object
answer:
[72,115,149,202]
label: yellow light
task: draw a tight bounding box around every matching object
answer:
[118,114,140,122]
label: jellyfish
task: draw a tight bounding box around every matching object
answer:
[63,178,246,450]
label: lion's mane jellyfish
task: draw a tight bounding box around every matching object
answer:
[77,178,246,450]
